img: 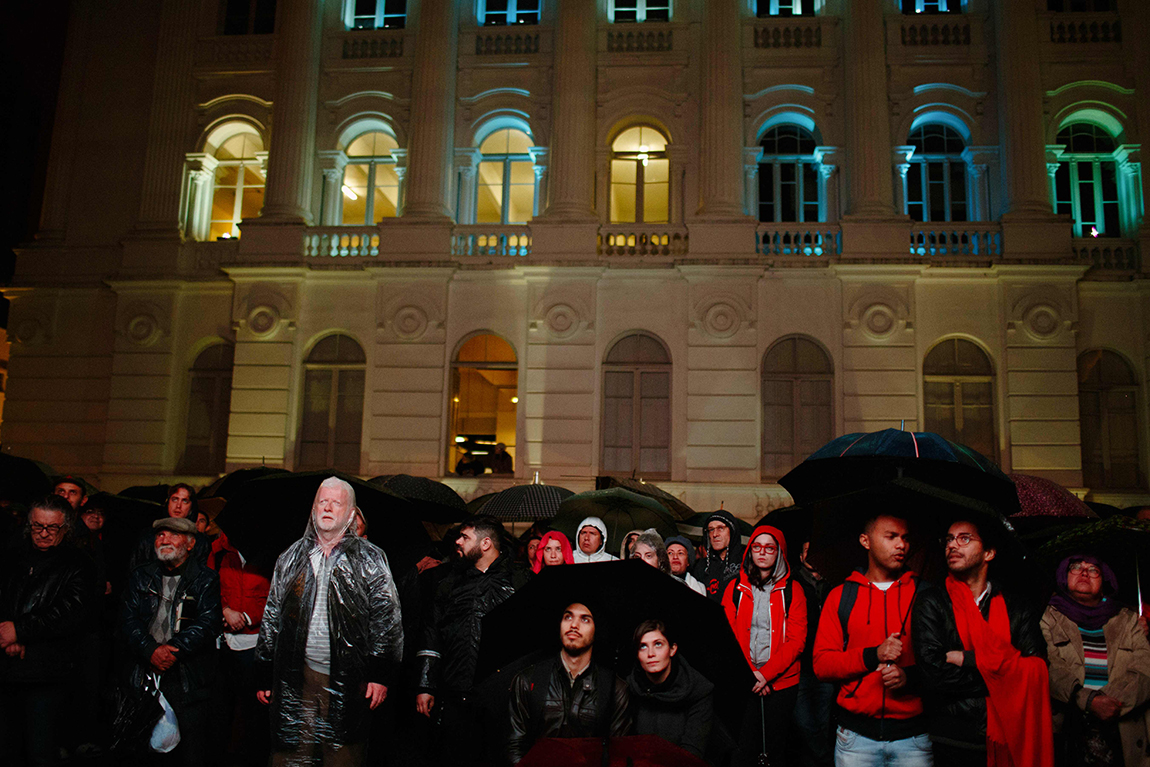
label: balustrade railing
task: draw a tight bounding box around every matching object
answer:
[753,20,822,49]
[195,35,274,68]
[303,228,381,257]
[909,225,1001,258]
[1049,15,1121,43]
[598,227,688,257]
[606,27,673,53]
[1075,238,1139,271]
[475,30,540,55]
[341,30,405,59]
[901,20,971,46]
[452,226,532,257]
[756,226,841,257]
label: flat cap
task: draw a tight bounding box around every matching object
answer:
[153,517,196,535]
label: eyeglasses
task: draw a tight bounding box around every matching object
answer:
[750,543,778,554]
[30,523,63,534]
[942,533,980,547]
[1069,562,1102,578]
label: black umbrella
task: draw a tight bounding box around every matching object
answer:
[466,491,498,514]
[199,466,289,500]
[550,488,679,556]
[1036,515,1150,612]
[213,470,431,575]
[367,474,469,522]
[0,452,53,505]
[477,560,752,736]
[478,483,575,522]
[119,484,173,505]
[596,476,696,521]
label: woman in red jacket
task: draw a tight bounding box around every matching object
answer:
[722,522,807,767]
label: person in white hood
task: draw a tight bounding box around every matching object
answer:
[572,516,619,563]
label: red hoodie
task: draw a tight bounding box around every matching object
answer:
[812,569,922,724]
[209,533,271,633]
[721,524,807,691]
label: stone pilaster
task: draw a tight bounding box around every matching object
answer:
[183,153,219,241]
[815,146,840,222]
[317,150,349,225]
[696,0,745,219]
[743,147,762,218]
[842,0,895,217]
[529,147,549,217]
[454,148,482,225]
[403,0,460,220]
[892,146,914,216]
[962,146,999,221]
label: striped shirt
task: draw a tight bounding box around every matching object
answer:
[305,547,335,675]
[1079,626,1108,690]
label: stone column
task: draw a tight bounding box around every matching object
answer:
[530,147,550,217]
[183,153,219,240]
[697,0,745,218]
[962,146,998,221]
[1045,145,1065,213]
[454,149,481,225]
[542,0,598,220]
[403,0,460,220]
[260,0,323,223]
[743,147,762,218]
[892,146,914,216]
[667,145,690,225]
[843,0,895,217]
[814,146,840,221]
[317,150,349,226]
[994,0,1055,218]
[134,0,200,234]
[391,148,408,215]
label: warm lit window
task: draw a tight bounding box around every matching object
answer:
[759,125,821,223]
[181,344,234,475]
[1079,350,1142,489]
[479,0,540,25]
[923,339,996,460]
[477,129,536,224]
[449,335,518,476]
[762,337,833,479]
[1053,123,1122,238]
[602,333,671,478]
[342,131,401,224]
[902,0,961,12]
[346,0,406,29]
[610,0,671,22]
[210,129,265,240]
[907,124,968,223]
[610,126,669,224]
[757,0,814,16]
[298,335,365,473]
[221,0,276,34]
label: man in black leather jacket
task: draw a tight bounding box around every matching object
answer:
[121,516,221,766]
[912,519,1046,767]
[0,494,97,766]
[507,601,632,763]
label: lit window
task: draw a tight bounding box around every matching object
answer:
[756,0,814,17]
[342,131,401,224]
[477,128,536,224]
[610,126,669,224]
[479,0,541,25]
[449,335,518,476]
[602,333,671,478]
[902,0,961,13]
[181,344,234,475]
[347,0,406,29]
[221,0,276,34]
[210,130,265,240]
[761,337,833,479]
[759,125,821,223]
[1053,123,1122,238]
[1078,350,1142,489]
[610,0,671,23]
[923,339,996,460]
[298,335,366,473]
[906,124,968,223]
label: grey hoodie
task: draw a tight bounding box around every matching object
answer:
[571,516,619,563]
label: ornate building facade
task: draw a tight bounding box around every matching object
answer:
[5,0,1149,514]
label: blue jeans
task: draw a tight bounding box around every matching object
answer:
[834,726,934,767]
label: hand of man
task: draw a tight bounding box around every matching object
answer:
[881,663,907,690]
[416,693,435,717]
[751,670,772,696]
[945,650,965,667]
[876,633,903,663]
[256,690,272,705]
[105,581,112,596]
[5,642,26,659]
[1089,694,1123,721]
[222,607,248,632]
[150,645,179,672]
[0,621,17,648]
[366,683,387,710]
[415,556,442,574]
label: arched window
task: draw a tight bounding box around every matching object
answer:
[759,125,820,223]
[907,124,967,223]
[1053,123,1122,238]
[1079,350,1142,489]
[299,335,366,472]
[610,126,670,224]
[181,344,234,474]
[757,0,814,17]
[449,334,518,475]
[762,336,833,478]
[610,0,670,22]
[346,0,406,29]
[923,339,995,460]
[477,128,536,224]
[342,130,401,224]
[602,333,671,478]
[210,127,265,240]
[479,0,540,25]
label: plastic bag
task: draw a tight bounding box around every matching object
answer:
[149,675,181,753]
[110,672,163,753]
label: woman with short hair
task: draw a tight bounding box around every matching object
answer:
[627,619,714,759]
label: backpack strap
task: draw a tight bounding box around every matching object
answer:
[837,579,861,650]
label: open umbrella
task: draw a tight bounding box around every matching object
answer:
[550,489,679,555]
[596,476,696,521]
[1008,473,1097,546]
[478,483,575,522]
[1036,515,1150,614]
[199,466,289,500]
[518,735,709,767]
[0,452,53,505]
[367,474,469,522]
[119,484,173,506]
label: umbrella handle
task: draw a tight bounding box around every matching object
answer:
[601,735,610,767]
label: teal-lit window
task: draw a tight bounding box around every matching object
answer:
[610,0,671,22]
[1054,123,1121,238]
[907,124,967,223]
[757,0,814,17]
[479,0,540,25]
[759,125,820,223]
[477,129,536,224]
[347,0,406,29]
[902,0,962,13]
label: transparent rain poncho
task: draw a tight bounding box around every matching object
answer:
[256,498,403,752]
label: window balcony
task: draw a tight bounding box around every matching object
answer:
[1046,12,1121,44]
[332,28,407,63]
[909,224,1002,259]
[756,225,842,259]
[601,22,680,54]
[467,25,547,57]
[885,13,987,65]
[452,225,533,258]
[193,35,274,73]
[598,226,688,257]
[1074,237,1139,272]
[749,15,834,51]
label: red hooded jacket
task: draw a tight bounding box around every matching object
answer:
[813,569,922,722]
[208,533,271,633]
[721,524,807,691]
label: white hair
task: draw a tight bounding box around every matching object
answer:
[317,476,357,511]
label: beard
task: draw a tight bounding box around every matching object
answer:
[156,545,185,564]
[459,544,482,567]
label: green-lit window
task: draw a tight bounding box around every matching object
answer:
[342,131,401,224]
[1053,123,1121,238]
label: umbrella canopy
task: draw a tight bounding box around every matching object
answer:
[477,559,752,736]
[1035,515,1150,609]
[1008,473,1097,544]
[756,505,814,565]
[367,474,468,522]
[119,483,173,506]
[466,491,498,514]
[551,489,679,555]
[213,470,431,575]
[0,453,53,505]
[199,466,289,499]
[676,510,754,546]
[596,476,696,521]
[519,736,709,767]
[478,483,575,522]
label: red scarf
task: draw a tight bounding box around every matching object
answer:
[945,576,1053,767]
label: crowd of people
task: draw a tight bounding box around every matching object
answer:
[1,473,1149,767]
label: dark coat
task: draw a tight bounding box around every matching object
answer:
[626,655,714,758]
[691,509,744,602]
[0,540,96,684]
[911,579,1046,749]
[120,556,221,702]
[129,527,211,571]
[256,530,403,750]
[508,654,632,764]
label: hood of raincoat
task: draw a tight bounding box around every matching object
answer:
[703,509,744,557]
[664,535,696,567]
[574,516,609,554]
[627,653,715,706]
[740,523,791,587]
[532,530,575,573]
[620,528,645,559]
